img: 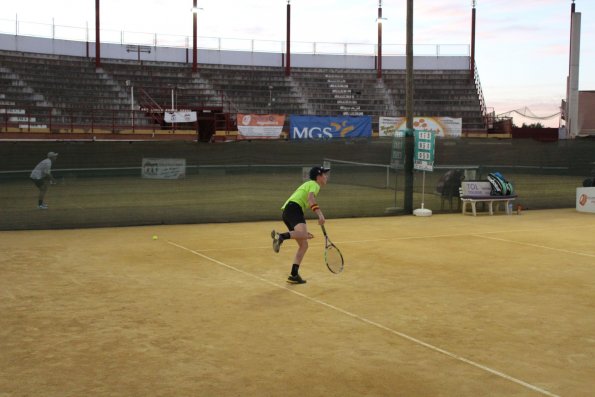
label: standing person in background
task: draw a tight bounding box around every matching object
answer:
[271,165,330,284]
[30,152,58,209]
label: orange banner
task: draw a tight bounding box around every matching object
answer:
[237,114,285,139]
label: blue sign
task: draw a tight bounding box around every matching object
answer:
[289,115,372,139]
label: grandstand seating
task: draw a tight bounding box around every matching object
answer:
[197,64,307,116]
[383,70,485,131]
[101,60,220,110]
[0,50,486,135]
[291,69,396,118]
[0,52,136,131]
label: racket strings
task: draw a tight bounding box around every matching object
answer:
[325,244,344,273]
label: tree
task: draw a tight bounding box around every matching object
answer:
[521,122,545,128]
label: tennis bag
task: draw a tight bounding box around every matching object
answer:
[487,172,514,196]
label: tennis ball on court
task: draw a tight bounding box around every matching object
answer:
[152,235,158,240]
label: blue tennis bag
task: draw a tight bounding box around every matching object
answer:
[487,172,514,196]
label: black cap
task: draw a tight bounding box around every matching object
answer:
[309,166,330,180]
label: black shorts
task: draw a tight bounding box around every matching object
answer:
[282,201,306,231]
[31,178,46,189]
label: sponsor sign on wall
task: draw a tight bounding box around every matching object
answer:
[379,117,462,138]
[290,115,372,139]
[142,158,186,179]
[237,114,285,139]
[461,181,492,196]
[576,187,595,213]
[164,111,197,123]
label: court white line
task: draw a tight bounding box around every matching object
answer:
[167,240,560,397]
[194,223,595,253]
[191,233,534,253]
[475,235,595,259]
[339,223,595,245]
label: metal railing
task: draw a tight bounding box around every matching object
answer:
[473,64,488,129]
[0,106,233,134]
[0,17,469,57]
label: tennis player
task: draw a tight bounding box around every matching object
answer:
[30,152,58,209]
[271,165,330,284]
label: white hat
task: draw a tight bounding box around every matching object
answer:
[47,152,59,158]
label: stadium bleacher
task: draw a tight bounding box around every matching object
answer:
[0,49,485,136]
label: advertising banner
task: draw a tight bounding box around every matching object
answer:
[237,114,285,139]
[379,117,462,138]
[142,158,186,179]
[164,111,197,123]
[413,130,436,172]
[576,187,595,213]
[290,115,372,139]
[379,117,406,138]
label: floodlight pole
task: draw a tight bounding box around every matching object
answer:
[470,0,476,80]
[404,0,414,213]
[285,0,291,77]
[192,0,198,73]
[377,1,383,79]
[95,0,101,68]
[567,0,581,137]
[569,0,576,77]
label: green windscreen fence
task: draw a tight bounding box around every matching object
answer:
[1,138,593,230]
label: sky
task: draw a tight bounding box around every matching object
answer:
[1,0,594,128]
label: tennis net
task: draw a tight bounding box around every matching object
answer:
[323,158,396,189]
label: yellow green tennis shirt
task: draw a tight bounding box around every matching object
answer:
[282,180,320,211]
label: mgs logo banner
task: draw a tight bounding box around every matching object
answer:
[289,115,372,139]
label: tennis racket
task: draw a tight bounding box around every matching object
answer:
[321,224,344,274]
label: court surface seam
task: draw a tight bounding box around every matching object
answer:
[168,240,560,397]
[475,234,595,258]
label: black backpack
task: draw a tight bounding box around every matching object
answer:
[487,172,514,196]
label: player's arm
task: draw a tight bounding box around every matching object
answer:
[307,192,325,225]
[43,162,56,184]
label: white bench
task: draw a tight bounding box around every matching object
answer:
[459,181,517,216]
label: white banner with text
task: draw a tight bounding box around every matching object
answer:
[379,117,462,138]
[237,114,285,139]
[576,187,595,213]
[142,158,186,179]
[164,111,197,123]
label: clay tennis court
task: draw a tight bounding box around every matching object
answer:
[1,208,594,396]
